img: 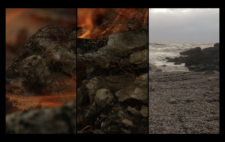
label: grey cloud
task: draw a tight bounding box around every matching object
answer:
[149,8,219,42]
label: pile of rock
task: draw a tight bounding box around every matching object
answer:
[6,101,76,134]
[76,27,148,134]
[5,25,148,134]
[6,25,77,113]
[166,43,219,72]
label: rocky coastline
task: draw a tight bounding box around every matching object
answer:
[165,43,219,72]
[148,43,219,134]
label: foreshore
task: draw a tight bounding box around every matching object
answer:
[149,70,219,134]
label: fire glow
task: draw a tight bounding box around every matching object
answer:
[6,92,76,111]
[6,8,76,45]
[77,8,148,39]
[6,9,77,113]
[135,75,140,79]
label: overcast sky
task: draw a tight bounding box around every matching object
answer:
[149,8,219,42]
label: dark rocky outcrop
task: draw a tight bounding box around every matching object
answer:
[166,43,219,72]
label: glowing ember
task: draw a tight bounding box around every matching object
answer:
[135,75,140,79]
[6,93,76,110]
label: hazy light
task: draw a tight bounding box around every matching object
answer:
[149,8,219,42]
[150,8,168,13]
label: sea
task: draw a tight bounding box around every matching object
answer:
[149,41,215,72]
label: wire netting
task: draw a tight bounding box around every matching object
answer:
[6,25,77,110]
[76,8,148,134]
[5,8,149,134]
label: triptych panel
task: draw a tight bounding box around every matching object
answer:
[5,8,219,134]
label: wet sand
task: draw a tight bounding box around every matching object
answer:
[149,70,219,134]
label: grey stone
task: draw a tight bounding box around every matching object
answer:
[133,73,148,88]
[107,30,148,56]
[85,63,95,78]
[19,55,52,85]
[86,75,135,105]
[122,119,134,127]
[139,105,148,117]
[95,56,109,68]
[130,87,148,104]
[115,84,148,104]
[130,49,148,64]
[204,70,215,75]
[156,69,162,72]
[214,43,219,48]
[84,102,98,119]
[174,62,182,65]
[94,89,115,108]
[127,106,140,116]
[6,101,76,134]
[45,44,76,72]
[120,128,132,134]
[115,84,136,102]
[169,98,177,104]
[180,47,202,56]
[86,77,101,105]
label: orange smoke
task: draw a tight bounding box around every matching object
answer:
[77,8,148,39]
[6,8,29,25]
[6,8,76,46]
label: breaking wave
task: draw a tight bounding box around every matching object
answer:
[149,41,215,72]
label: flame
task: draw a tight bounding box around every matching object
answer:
[77,8,148,39]
[77,8,108,38]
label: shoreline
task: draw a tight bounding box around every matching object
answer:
[149,70,219,134]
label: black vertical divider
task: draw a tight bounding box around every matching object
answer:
[148,8,149,134]
[75,8,78,134]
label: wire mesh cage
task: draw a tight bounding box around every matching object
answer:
[76,8,149,134]
[6,25,77,110]
[5,8,149,134]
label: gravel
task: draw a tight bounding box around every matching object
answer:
[149,71,219,134]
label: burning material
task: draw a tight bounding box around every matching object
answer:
[6,25,76,112]
[5,8,148,134]
[77,8,148,39]
[77,8,148,134]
